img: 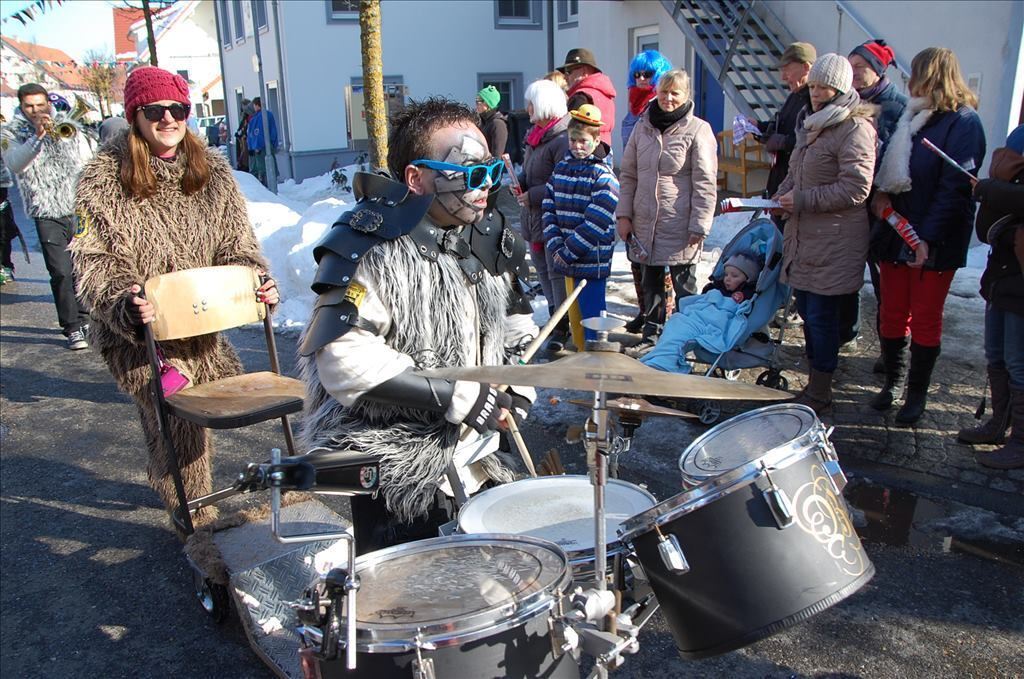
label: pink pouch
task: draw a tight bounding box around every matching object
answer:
[157,347,190,397]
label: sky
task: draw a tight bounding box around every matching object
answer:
[2,0,117,63]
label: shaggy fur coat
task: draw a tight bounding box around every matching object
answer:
[299,235,518,524]
[72,131,268,525]
[3,109,95,219]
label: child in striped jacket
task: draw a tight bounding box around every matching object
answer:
[542,104,620,346]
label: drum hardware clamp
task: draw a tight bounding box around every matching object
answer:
[816,425,848,494]
[267,447,360,671]
[758,462,796,529]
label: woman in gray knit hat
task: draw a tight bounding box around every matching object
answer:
[772,53,878,414]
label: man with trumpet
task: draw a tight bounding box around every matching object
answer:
[3,84,95,350]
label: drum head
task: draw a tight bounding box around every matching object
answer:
[680,404,817,481]
[350,535,570,649]
[458,476,656,554]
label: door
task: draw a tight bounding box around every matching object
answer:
[694,54,725,135]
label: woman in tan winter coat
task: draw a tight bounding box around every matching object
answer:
[617,69,718,353]
[773,53,877,413]
[71,67,279,529]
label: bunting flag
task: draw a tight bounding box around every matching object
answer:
[1,0,65,26]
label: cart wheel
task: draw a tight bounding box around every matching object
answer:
[193,568,230,623]
[757,370,789,391]
[698,401,721,425]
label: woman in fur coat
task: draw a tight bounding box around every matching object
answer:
[71,67,279,529]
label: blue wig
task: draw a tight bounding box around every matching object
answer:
[627,50,673,88]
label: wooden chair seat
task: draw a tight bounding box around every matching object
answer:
[717,129,772,197]
[165,371,305,429]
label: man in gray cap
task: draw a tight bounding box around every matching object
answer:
[757,41,816,202]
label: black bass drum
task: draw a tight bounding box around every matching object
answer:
[619,404,874,659]
[308,534,578,678]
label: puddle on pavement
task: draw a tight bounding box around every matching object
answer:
[845,481,1024,567]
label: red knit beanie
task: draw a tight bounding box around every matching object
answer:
[123,66,191,123]
[849,40,896,77]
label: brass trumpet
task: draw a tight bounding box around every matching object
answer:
[41,97,92,140]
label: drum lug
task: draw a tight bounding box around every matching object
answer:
[654,526,690,574]
[412,632,436,679]
[548,614,580,658]
[823,458,847,494]
[763,486,795,529]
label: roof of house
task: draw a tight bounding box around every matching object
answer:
[201,74,222,95]
[113,7,146,60]
[132,0,196,63]
[0,36,88,90]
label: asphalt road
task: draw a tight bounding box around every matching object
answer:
[1,185,1022,678]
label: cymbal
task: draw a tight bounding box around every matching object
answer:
[417,350,786,401]
[568,397,699,419]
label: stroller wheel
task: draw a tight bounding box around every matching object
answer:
[721,369,742,381]
[698,401,722,425]
[757,370,789,391]
[192,567,230,623]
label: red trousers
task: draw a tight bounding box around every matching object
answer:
[878,262,955,347]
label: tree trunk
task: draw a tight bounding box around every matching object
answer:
[142,0,159,67]
[359,0,388,172]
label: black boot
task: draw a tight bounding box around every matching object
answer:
[977,388,1024,470]
[870,336,908,410]
[958,365,1012,444]
[545,315,571,353]
[895,342,941,426]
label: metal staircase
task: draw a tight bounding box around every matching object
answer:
[661,0,795,121]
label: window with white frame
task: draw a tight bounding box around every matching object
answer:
[557,0,579,27]
[477,73,523,113]
[217,1,231,47]
[495,0,542,29]
[231,0,245,42]
[632,26,660,56]
[327,0,359,23]
[254,0,268,30]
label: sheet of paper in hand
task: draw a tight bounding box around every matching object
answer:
[732,114,761,145]
[720,197,781,213]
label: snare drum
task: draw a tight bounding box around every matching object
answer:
[457,476,656,583]
[619,404,873,659]
[308,535,577,678]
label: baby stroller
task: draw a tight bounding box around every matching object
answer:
[646,215,792,424]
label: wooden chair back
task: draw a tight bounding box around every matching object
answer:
[145,265,265,341]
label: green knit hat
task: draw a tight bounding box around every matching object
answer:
[477,85,500,110]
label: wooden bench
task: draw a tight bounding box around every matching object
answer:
[717,129,772,198]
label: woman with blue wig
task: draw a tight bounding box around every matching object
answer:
[621,50,672,333]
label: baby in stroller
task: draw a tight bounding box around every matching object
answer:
[639,250,763,373]
[639,216,789,376]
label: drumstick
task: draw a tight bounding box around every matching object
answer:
[921,138,978,182]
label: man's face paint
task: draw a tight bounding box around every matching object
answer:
[431,135,491,225]
[569,131,599,159]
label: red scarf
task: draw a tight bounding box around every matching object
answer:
[526,117,560,147]
[629,85,656,116]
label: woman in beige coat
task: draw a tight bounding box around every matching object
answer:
[617,69,718,353]
[773,53,877,413]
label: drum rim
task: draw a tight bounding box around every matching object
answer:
[343,534,572,652]
[679,403,817,482]
[619,417,831,543]
[456,475,655,561]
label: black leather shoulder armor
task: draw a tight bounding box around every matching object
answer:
[467,208,532,313]
[300,172,434,356]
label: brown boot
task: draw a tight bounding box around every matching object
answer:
[792,368,833,415]
[976,388,1024,470]
[958,365,1012,444]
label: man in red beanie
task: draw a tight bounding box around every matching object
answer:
[839,40,909,358]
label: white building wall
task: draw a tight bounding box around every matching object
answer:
[149,3,224,114]
[765,0,1024,154]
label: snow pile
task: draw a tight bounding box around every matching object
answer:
[238,170,987,345]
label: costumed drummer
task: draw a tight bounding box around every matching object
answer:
[298,97,537,555]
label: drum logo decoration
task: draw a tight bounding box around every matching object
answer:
[791,463,869,578]
[374,607,416,621]
[584,372,634,384]
[359,465,378,489]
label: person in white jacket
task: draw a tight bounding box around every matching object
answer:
[297,97,537,554]
[3,84,95,349]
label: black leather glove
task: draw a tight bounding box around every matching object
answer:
[463,385,512,434]
[506,390,531,423]
[764,133,787,153]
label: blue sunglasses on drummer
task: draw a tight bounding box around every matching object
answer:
[410,158,504,191]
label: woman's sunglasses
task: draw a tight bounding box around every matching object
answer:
[140,103,190,122]
[411,158,504,191]
[633,70,655,80]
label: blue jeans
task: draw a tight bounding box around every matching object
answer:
[984,304,1024,390]
[794,289,852,373]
